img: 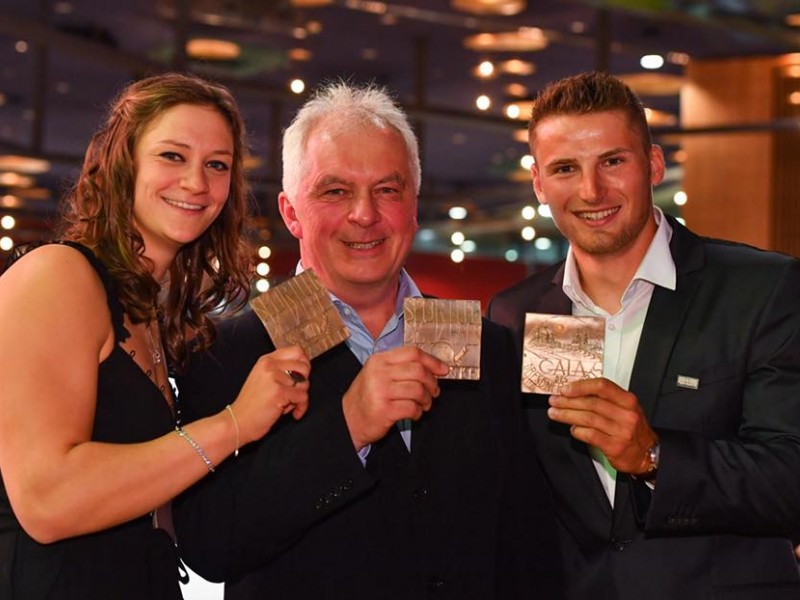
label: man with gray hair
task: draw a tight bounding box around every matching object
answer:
[175,82,563,599]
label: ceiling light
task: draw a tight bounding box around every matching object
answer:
[1,215,15,230]
[451,231,465,245]
[785,13,800,27]
[451,0,526,16]
[258,246,272,259]
[449,206,468,220]
[0,173,34,187]
[186,38,240,61]
[640,54,665,70]
[288,48,312,61]
[306,20,323,34]
[15,41,28,54]
[537,205,552,218]
[290,79,306,94]
[644,108,677,127]
[256,262,270,276]
[498,59,534,76]
[505,249,518,262]
[789,91,800,105]
[512,128,528,144]
[673,191,688,206]
[255,279,270,293]
[0,195,21,208]
[475,60,495,78]
[476,95,491,110]
[504,100,533,121]
[504,82,529,98]
[505,104,521,119]
[450,248,465,263]
[534,237,552,250]
[461,240,477,253]
[464,28,547,53]
[618,73,685,96]
[290,0,334,5]
[0,236,13,251]
[519,154,534,170]
[521,205,535,220]
[521,226,535,241]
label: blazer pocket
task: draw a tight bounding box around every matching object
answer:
[656,361,744,435]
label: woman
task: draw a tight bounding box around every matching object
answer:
[0,73,310,599]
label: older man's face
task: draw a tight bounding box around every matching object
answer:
[279,120,418,305]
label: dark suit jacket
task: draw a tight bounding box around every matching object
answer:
[487,216,800,600]
[174,308,563,599]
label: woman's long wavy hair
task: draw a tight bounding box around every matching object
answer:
[60,72,252,371]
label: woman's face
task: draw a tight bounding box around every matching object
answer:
[132,103,234,269]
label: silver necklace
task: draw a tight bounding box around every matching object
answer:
[145,320,163,367]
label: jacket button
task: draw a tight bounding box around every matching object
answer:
[413,486,429,501]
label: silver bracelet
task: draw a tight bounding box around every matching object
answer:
[225,404,240,458]
[175,426,215,473]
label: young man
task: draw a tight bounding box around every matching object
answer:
[175,82,563,599]
[488,71,800,600]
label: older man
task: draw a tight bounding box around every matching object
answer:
[175,82,563,599]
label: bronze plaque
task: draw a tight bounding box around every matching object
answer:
[522,313,604,394]
[250,270,350,359]
[403,298,482,380]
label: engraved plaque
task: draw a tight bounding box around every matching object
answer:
[250,270,350,359]
[403,298,482,380]
[522,313,604,394]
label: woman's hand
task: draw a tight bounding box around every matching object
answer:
[230,345,311,445]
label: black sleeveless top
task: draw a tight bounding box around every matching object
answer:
[0,242,182,599]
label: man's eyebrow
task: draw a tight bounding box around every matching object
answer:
[313,175,351,188]
[375,172,406,186]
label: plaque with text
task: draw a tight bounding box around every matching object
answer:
[403,298,482,380]
[522,313,604,394]
[250,270,350,359]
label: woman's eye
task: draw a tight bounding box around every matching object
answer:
[160,151,183,162]
[207,160,230,172]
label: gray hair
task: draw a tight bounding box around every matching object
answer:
[281,81,421,198]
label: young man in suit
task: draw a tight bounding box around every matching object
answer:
[174,82,563,599]
[487,71,800,599]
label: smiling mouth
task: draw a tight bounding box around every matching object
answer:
[576,207,619,221]
[344,239,385,250]
[164,198,204,211]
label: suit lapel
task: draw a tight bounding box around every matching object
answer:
[628,218,705,420]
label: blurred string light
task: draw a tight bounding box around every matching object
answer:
[0,215,15,229]
[521,226,535,241]
[475,95,491,111]
[673,190,688,206]
[521,205,536,220]
[505,248,518,262]
[290,79,306,94]
[256,262,270,277]
[451,231,465,245]
[537,205,552,218]
[461,239,477,253]
[534,237,552,250]
[0,236,13,251]
[520,154,534,170]
[258,245,271,259]
[255,279,270,293]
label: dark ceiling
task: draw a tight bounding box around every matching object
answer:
[0,0,799,268]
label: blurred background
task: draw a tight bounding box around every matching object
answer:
[0,0,799,309]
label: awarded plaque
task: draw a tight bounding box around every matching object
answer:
[522,313,604,394]
[403,298,482,380]
[250,270,350,359]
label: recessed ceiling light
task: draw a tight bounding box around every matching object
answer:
[504,82,529,98]
[288,48,312,61]
[618,72,686,96]
[290,0,333,7]
[498,59,535,76]
[0,155,50,174]
[464,28,547,52]
[504,100,533,121]
[186,38,240,61]
[451,0,526,16]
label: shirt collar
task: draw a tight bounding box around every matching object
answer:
[563,206,676,305]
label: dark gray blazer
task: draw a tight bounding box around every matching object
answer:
[174,309,564,599]
[487,215,800,600]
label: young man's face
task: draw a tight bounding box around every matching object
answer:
[531,109,664,262]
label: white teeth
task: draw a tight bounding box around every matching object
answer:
[345,240,383,249]
[165,198,203,211]
[580,207,617,221]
